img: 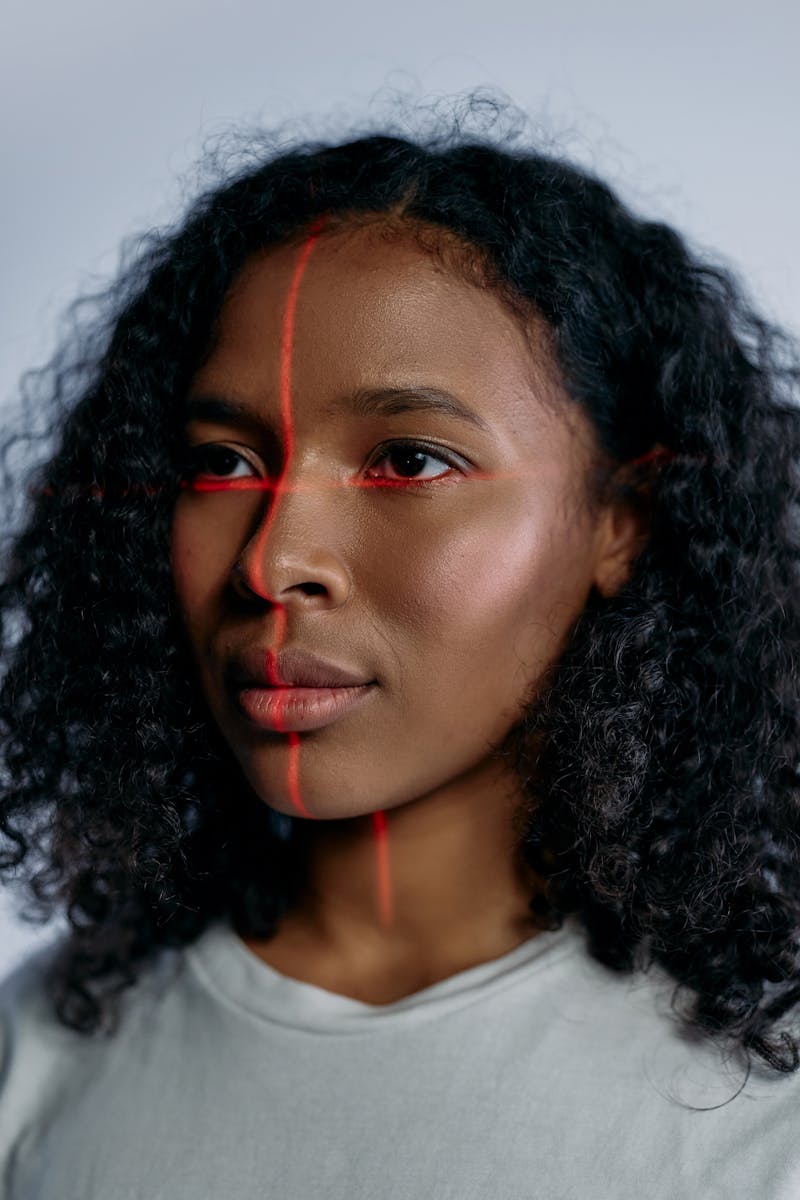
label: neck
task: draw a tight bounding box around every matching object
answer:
[272,755,545,979]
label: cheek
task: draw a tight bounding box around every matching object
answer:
[169,503,232,618]
[374,493,591,721]
[385,496,575,639]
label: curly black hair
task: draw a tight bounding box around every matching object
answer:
[2,97,799,1078]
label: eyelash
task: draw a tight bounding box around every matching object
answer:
[180,439,465,488]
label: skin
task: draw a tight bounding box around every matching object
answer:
[170,220,650,1004]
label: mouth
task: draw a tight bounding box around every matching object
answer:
[228,645,375,691]
[235,682,377,733]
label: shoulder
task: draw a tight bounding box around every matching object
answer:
[0,935,84,1112]
[570,938,800,1133]
[0,931,183,1165]
[0,936,79,1167]
[526,932,800,1195]
[0,934,65,1054]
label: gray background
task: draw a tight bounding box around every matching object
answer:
[1,0,798,978]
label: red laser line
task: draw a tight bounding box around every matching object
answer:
[257,217,396,928]
[248,222,329,819]
[371,808,393,928]
[267,217,395,928]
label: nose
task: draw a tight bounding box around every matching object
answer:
[229,465,353,611]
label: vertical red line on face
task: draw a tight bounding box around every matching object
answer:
[256,215,394,929]
[250,220,328,819]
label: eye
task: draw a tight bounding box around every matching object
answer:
[179,444,261,486]
[364,440,462,486]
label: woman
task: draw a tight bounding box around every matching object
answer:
[2,107,800,1197]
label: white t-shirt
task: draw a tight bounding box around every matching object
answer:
[2,912,800,1199]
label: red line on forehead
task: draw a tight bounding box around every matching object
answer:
[279,219,327,464]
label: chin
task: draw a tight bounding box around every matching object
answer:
[253,785,379,823]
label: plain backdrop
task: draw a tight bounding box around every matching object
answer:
[1,0,798,979]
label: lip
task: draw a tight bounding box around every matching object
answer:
[236,684,376,732]
[228,645,375,690]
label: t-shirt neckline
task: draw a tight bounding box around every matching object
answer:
[184,912,584,1035]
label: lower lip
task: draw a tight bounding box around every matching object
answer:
[236,684,376,732]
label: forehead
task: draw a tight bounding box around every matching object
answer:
[193,222,576,449]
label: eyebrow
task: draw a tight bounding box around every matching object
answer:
[182,385,492,434]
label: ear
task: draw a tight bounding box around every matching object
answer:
[592,444,666,599]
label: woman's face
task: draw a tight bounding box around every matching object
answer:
[170,222,626,820]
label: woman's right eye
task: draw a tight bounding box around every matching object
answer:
[180,444,261,484]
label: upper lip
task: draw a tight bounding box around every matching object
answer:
[228,645,375,689]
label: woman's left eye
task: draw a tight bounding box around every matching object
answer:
[364,441,461,485]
